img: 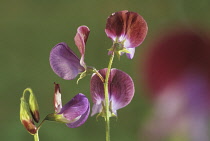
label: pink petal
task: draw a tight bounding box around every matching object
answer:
[54,83,62,113]
[74,26,90,67]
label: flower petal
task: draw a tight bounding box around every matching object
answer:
[105,11,148,48]
[109,69,135,113]
[59,93,89,122]
[74,26,90,67]
[90,68,134,115]
[105,10,128,41]
[66,104,90,128]
[90,69,107,104]
[126,47,135,59]
[54,83,62,113]
[50,42,85,80]
[90,69,107,116]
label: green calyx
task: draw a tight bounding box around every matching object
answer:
[96,101,117,121]
[77,66,96,84]
[45,113,79,124]
[108,41,130,59]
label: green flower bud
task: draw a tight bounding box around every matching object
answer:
[20,96,37,135]
[29,89,40,123]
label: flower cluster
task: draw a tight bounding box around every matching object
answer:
[20,10,147,141]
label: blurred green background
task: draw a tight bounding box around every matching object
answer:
[1,0,210,140]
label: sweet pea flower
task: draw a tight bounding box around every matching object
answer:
[105,10,148,59]
[90,68,134,116]
[46,83,90,128]
[50,26,90,80]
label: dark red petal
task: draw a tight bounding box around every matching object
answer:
[105,11,148,48]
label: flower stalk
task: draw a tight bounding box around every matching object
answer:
[34,132,39,141]
[104,51,115,141]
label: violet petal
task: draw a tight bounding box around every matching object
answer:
[50,42,85,80]
[66,104,90,128]
[74,26,90,67]
[59,93,89,122]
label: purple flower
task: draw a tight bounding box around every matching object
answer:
[90,68,134,116]
[49,26,90,80]
[105,10,148,59]
[46,83,90,128]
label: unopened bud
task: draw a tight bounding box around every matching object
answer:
[20,96,37,135]
[29,89,40,123]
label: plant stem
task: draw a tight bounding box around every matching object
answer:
[104,53,115,141]
[34,131,39,141]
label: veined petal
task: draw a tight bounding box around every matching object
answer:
[66,104,90,128]
[90,68,134,116]
[105,10,148,48]
[54,83,62,113]
[105,10,128,41]
[50,42,85,80]
[59,93,89,122]
[74,26,90,67]
[90,69,107,104]
[90,69,107,116]
[109,69,135,113]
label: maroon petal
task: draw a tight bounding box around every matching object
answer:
[59,93,89,122]
[90,69,107,104]
[54,83,62,113]
[90,69,107,116]
[74,26,90,67]
[105,11,148,48]
[90,68,134,115]
[109,69,135,114]
[49,42,85,80]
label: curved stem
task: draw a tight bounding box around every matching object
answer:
[104,52,115,141]
[93,69,105,83]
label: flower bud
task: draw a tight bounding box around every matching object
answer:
[20,96,37,135]
[29,89,40,123]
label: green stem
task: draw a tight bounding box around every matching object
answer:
[104,53,115,141]
[34,130,39,141]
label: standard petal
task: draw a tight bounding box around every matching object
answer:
[90,69,107,116]
[74,26,90,67]
[90,69,107,104]
[109,69,135,112]
[126,48,135,59]
[54,83,62,113]
[105,10,128,41]
[123,11,148,48]
[59,93,89,122]
[50,42,85,80]
[66,104,90,128]
[105,11,148,48]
